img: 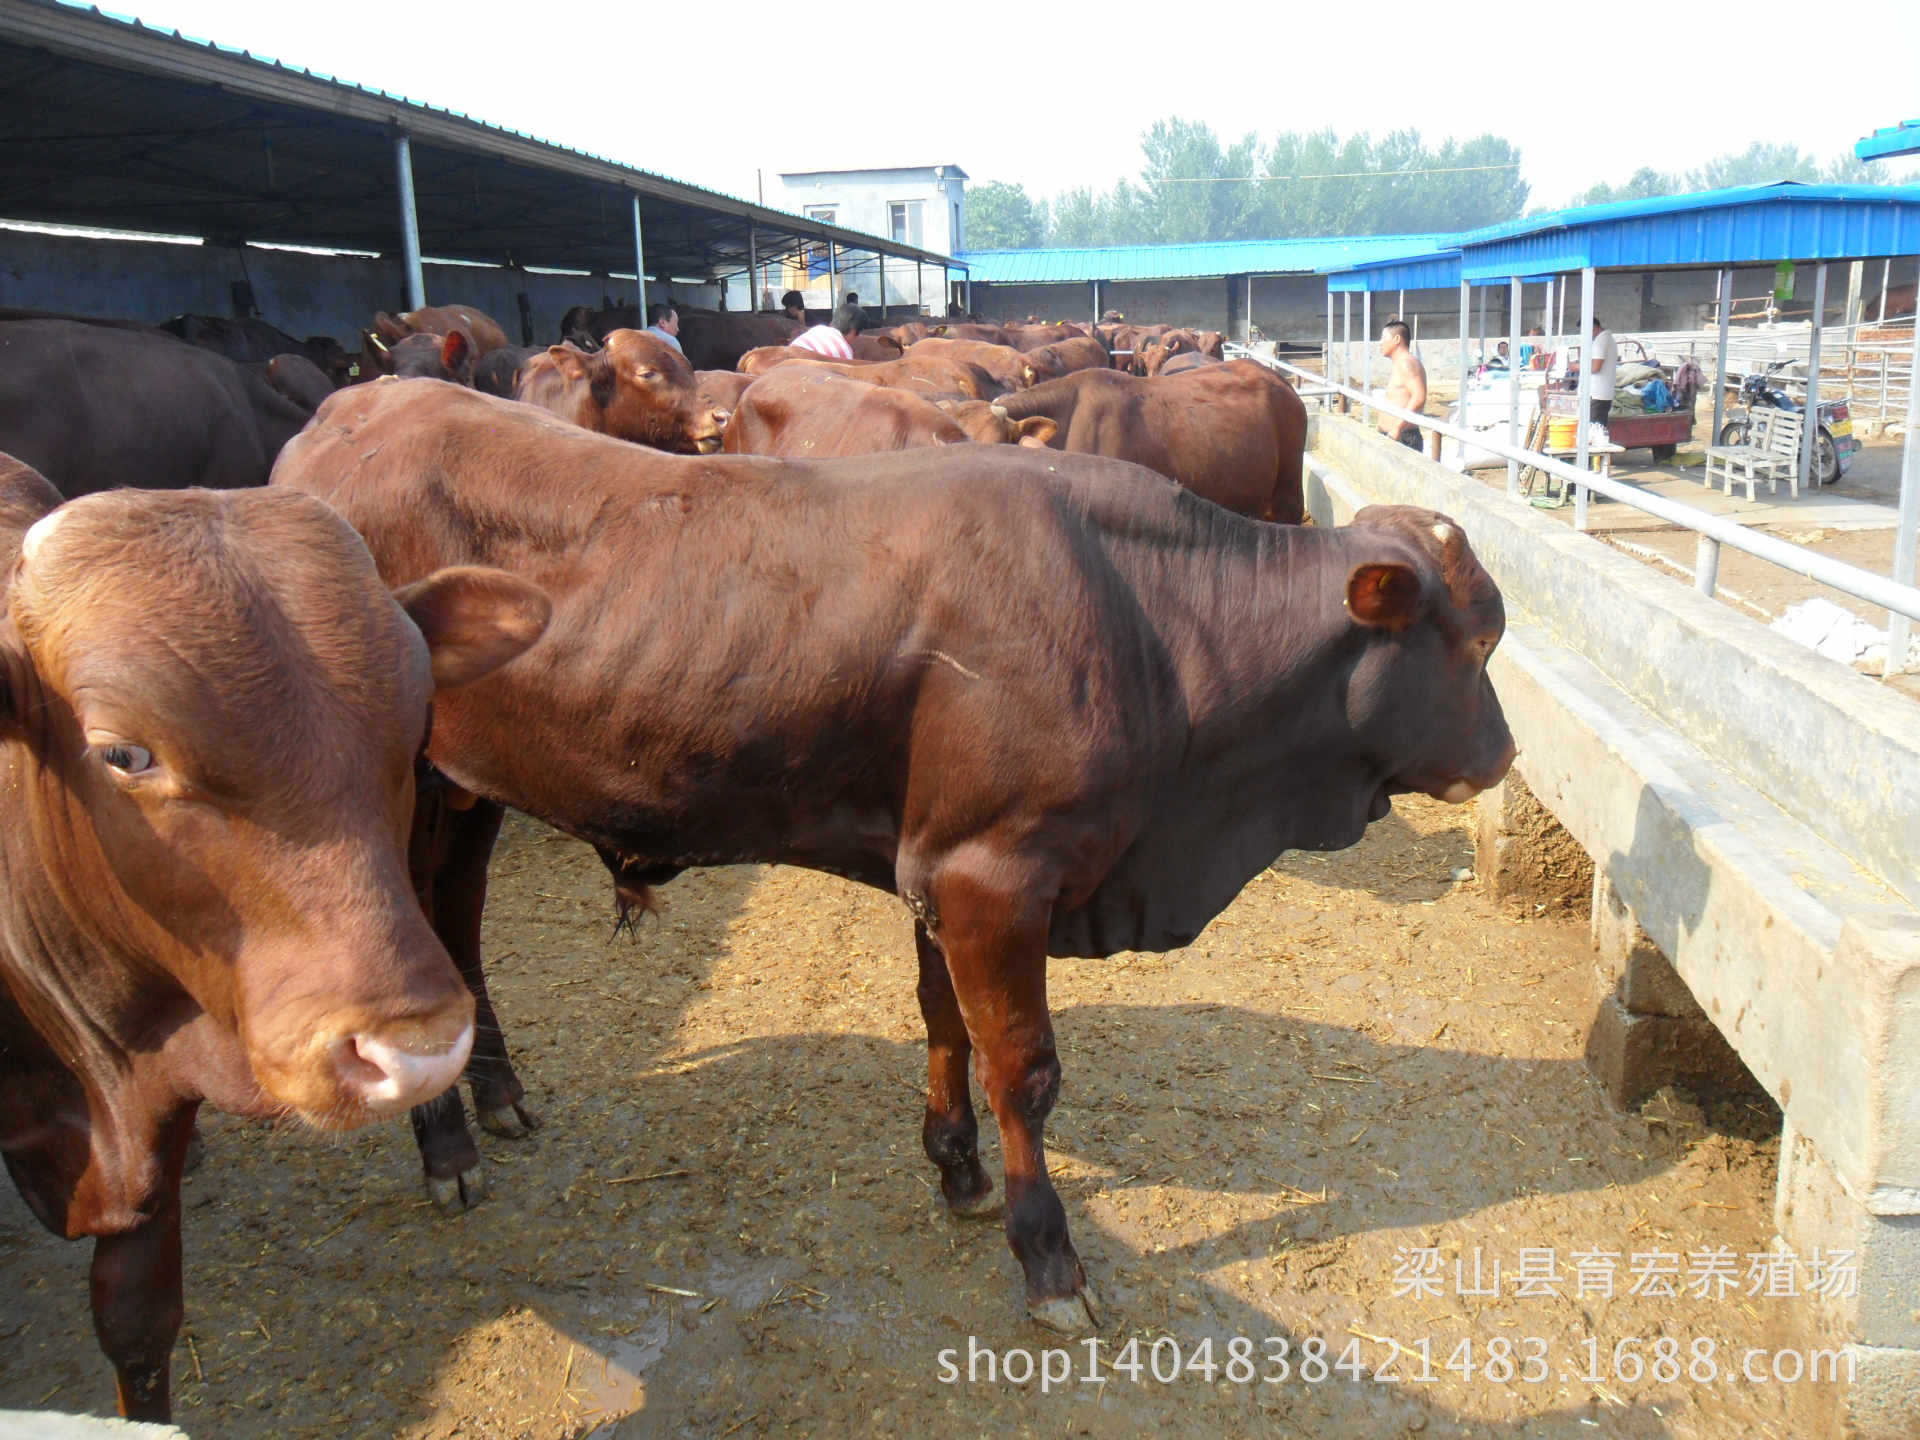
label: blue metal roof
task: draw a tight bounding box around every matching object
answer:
[1857,122,1920,163]
[1451,182,1920,279]
[956,233,1451,284]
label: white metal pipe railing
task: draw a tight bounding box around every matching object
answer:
[1251,352,1920,629]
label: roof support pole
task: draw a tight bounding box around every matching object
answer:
[1506,275,1523,497]
[1456,279,1469,453]
[828,242,838,309]
[1555,274,1566,354]
[1342,291,1351,402]
[1397,288,1405,326]
[1361,289,1372,428]
[963,273,971,315]
[878,251,886,316]
[1574,265,1595,532]
[1712,267,1732,443]
[1801,261,1827,496]
[1324,289,1333,379]
[917,260,924,314]
[748,223,759,311]
[1477,284,1486,366]
[394,132,426,311]
[1878,258,1890,325]
[1888,295,1920,674]
[631,193,648,308]
[1092,278,1100,328]
[1246,274,1254,346]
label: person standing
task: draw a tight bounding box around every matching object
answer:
[1377,319,1428,451]
[789,308,861,359]
[1586,315,1618,435]
[642,303,683,356]
[779,290,808,324]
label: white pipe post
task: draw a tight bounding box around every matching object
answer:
[827,241,838,309]
[963,273,971,314]
[1477,284,1487,367]
[1889,320,1920,674]
[1713,267,1732,442]
[878,252,886,317]
[747,223,759,311]
[917,261,924,314]
[394,133,426,310]
[1575,266,1596,531]
[1093,278,1100,328]
[1506,275,1523,497]
[1361,289,1373,427]
[1246,274,1254,345]
[1555,275,1566,352]
[1879,257,1891,326]
[1457,279,1470,454]
[1342,291,1352,404]
[630,192,648,309]
[1324,290,1333,378]
[1802,262,1827,496]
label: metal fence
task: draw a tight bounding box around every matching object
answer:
[1237,350,1920,675]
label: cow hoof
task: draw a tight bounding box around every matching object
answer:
[944,1188,1002,1221]
[1028,1285,1101,1335]
[477,1102,541,1138]
[426,1165,487,1214]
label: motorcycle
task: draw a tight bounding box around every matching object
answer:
[1716,359,1859,486]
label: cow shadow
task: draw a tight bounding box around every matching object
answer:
[1271,804,1476,904]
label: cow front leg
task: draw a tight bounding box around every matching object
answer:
[88,1110,194,1421]
[914,920,994,1217]
[934,874,1098,1333]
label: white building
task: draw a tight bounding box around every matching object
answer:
[771,164,968,311]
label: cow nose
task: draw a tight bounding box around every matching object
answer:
[332,1022,473,1111]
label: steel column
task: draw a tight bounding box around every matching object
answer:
[1361,290,1372,426]
[1093,278,1101,327]
[1477,284,1487,365]
[631,193,648,308]
[1456,280,1469,456]
[878,252,886,315]
[1695,534,1722,597]
[1889,319,1920,673]
[1506,276,1523,496]
[1713,267,1732,443]
[748,223,759,310]
[827,242,838,308]
[394,133,425,310]
[1802,262,1827,496]
[1324,290,1333,378]
[1574,266,1595,531]
[1342,291,1351,403]
[1246,274,1254,345]
[916,261,924,313]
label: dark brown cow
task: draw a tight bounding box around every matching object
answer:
[161,315,356,388]
[272,380,1513,1335]
[928,322,1011,345]
[368,327,478,385]
[906,337,1047,390]
[675,309,807,371]
[993,361,1308,523]
[373,304,512,357]
[475,344,543,398]
[1002,322,1082,351]
[0,319,313,498]
[721,366,1050,457]
[0,452,549,1420]
[513,331,730,452]
[1024,336,1111,377]
[254,353,338,413]
[1139,329,1199,376]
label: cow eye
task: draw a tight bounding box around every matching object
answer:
[99,742,154,775]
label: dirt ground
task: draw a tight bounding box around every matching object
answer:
[3,796,1841,1440]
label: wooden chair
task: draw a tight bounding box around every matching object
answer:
[1706,410,1804,501]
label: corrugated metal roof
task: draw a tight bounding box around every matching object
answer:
[20,0,952,265]
[1452,182,1920,278]
[956,234,1451,284]
[1856,122,1920,163]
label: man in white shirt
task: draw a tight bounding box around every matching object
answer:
[1587,316,1618,428]
[643,303,684,356]
[789,311,860,360]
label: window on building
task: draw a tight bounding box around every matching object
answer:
[805,206,837,278]
[888,200,924,247]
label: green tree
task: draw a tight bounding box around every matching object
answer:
[965,179,1047,249]
[1049,186,1099,247]
[1686,142,1821,191]
[1572,165,1680,207]
[1137,117,1262,243]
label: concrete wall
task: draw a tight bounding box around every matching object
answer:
[0,227,723,348]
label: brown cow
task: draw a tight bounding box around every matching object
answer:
[1024,336,1111,377]
[272,380,1513,1335]
[675,309,806,371]
[906,336,1046,390]
[695,369,756,416]
[721,366,1049,457]
[1002,322,1082,351]
[737,344,875,377]
[1157,350,1221,376]
[849,332,906,361]
[514,331,730,453]
[993,361,1308,523]
[738,350,1001,400]
[373,304,511,356]
[935,399,1060,447]
[0,452,549,1419]
[929,322,1010,345]
[368,327,477,385]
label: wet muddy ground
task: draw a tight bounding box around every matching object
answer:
[2,799,1828,1438]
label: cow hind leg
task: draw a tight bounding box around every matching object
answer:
[934,871,1098,1333]
[914,920,994,1218]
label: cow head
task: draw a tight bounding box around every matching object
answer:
[0,477,551,1129]
[542,330,728,453]
[1341,505,1515,818]
[937,400,1059,448]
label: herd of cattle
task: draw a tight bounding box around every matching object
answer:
[0,297,1513,1422]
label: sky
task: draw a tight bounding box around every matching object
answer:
[104,0,1920,218]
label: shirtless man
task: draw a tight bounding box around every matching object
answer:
[1377,319,1428,451]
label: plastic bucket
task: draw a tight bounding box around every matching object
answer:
[1546,416,1579,449]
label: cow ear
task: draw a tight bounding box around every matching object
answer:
[373,312,409,343]
[1346,563,1423,631]
[545,344,591,381]
[1016,417,1058,447]
[440,328,473,377]
[395,566,552,690]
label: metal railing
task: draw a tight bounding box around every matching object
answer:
[1242,353,1920,667]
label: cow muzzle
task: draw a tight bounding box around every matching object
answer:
[256,998,475,1127]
